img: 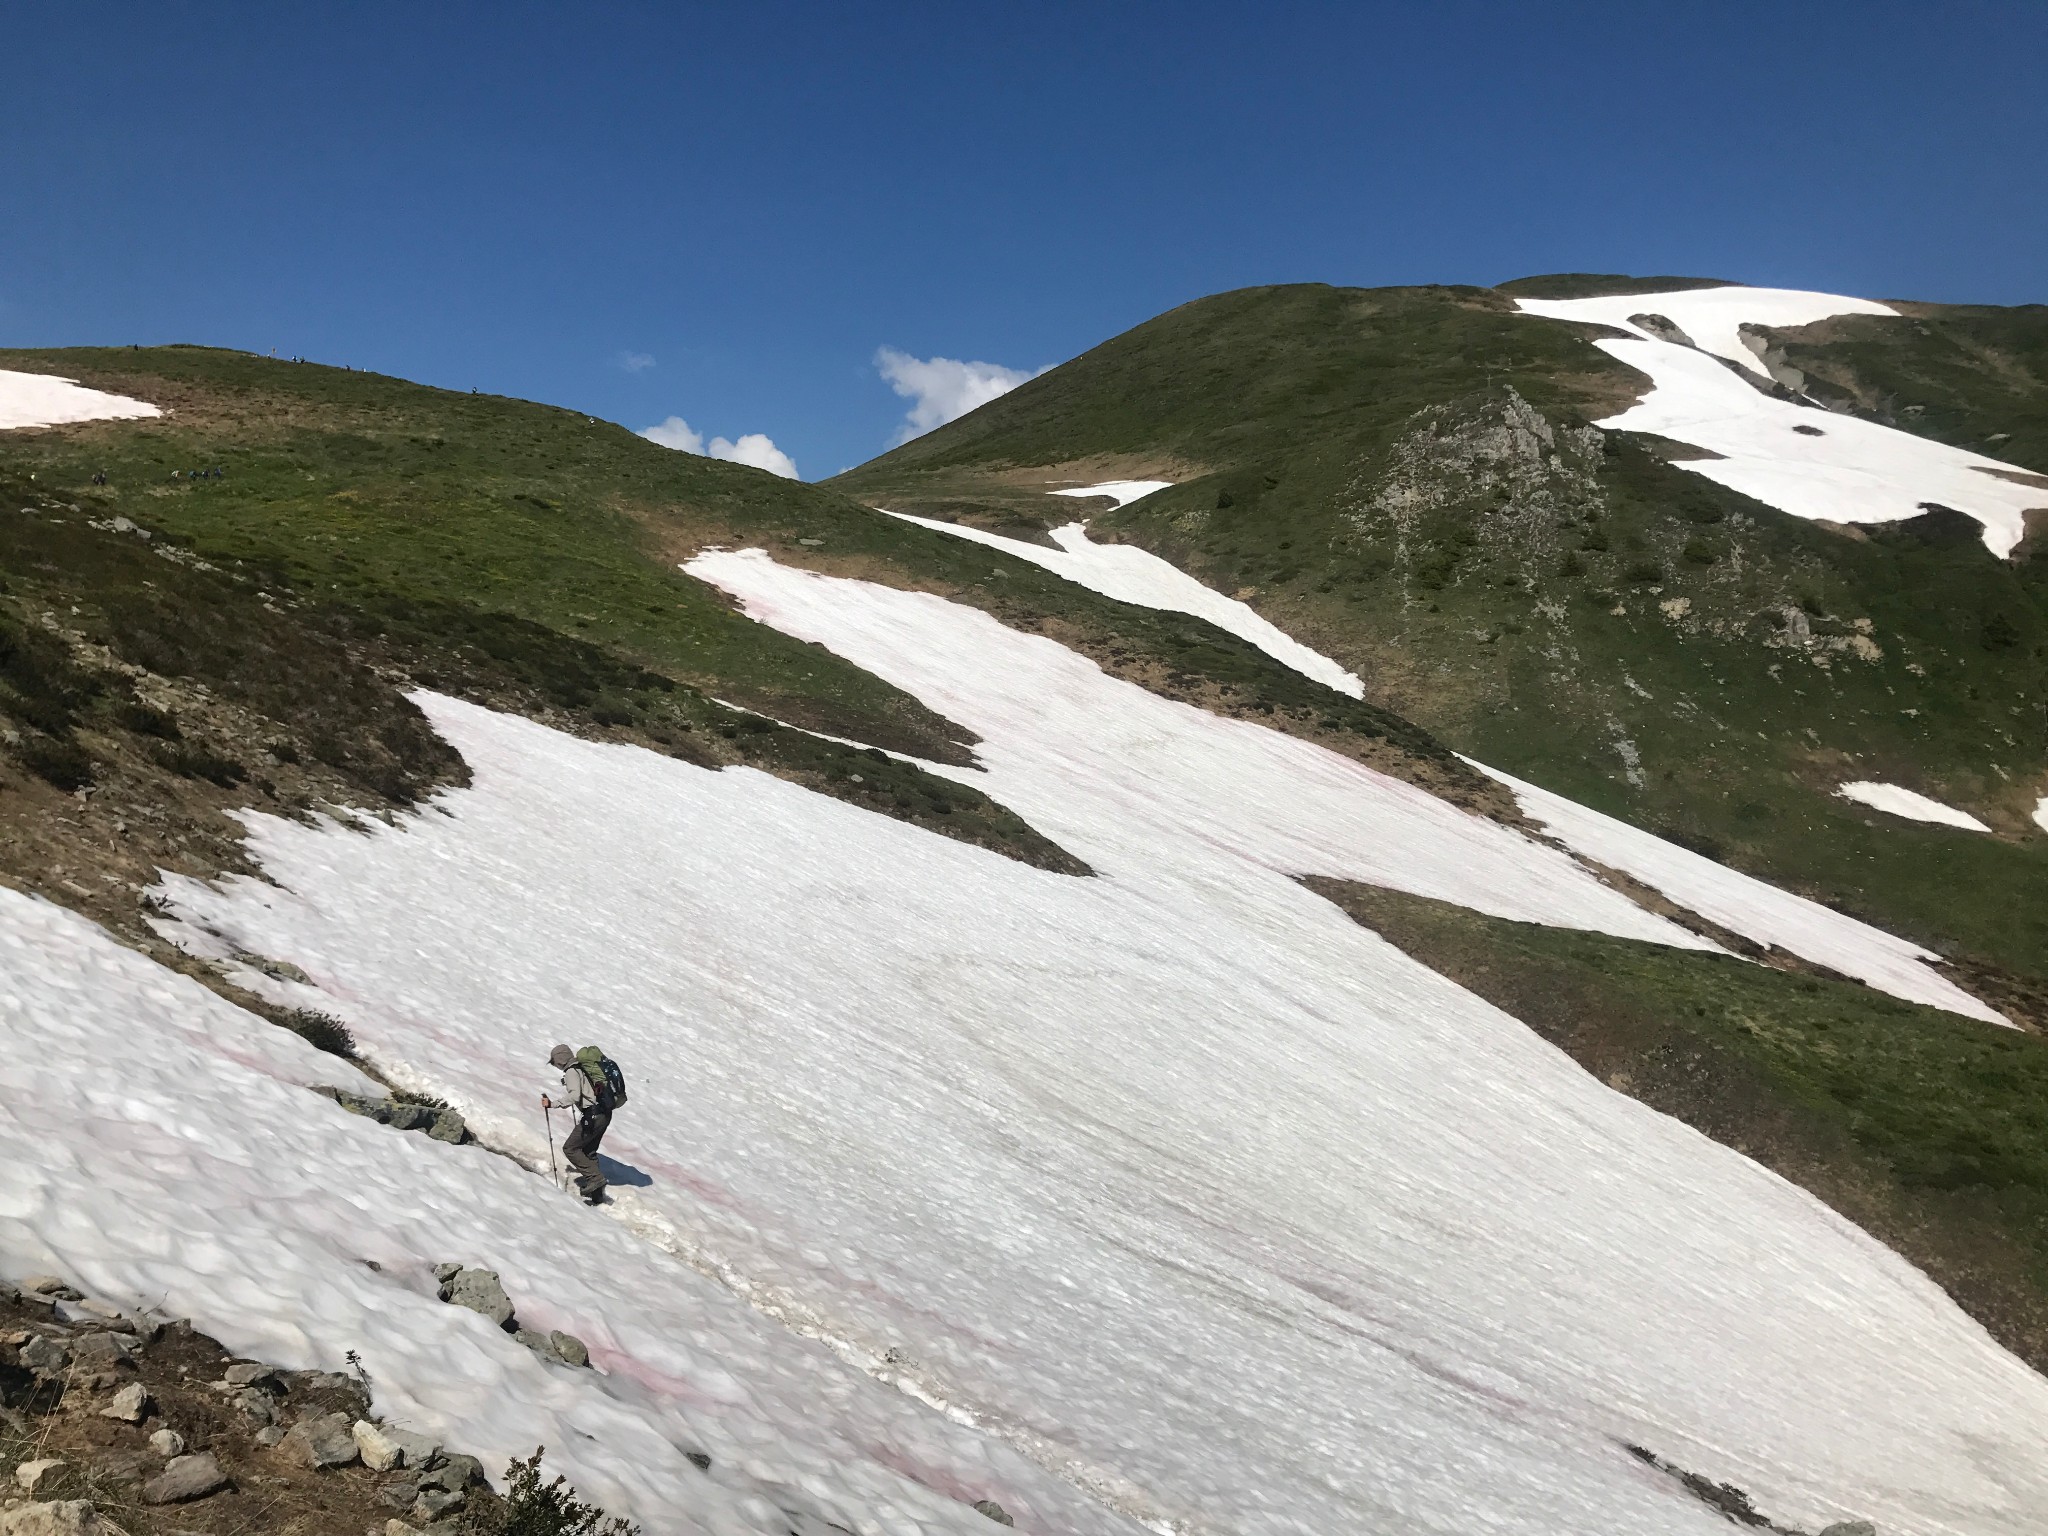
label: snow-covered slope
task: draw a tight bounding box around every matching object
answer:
[885,507,1366,696]
[1048,479,1174,508]
[136,554,2048,1536]
[1838,781,1993,832]
[895,497,1998,1023]
[1475,762,2006,1023]
[1514,287,2046,556]
[2,885,1111,1536]
[0,368,160,431]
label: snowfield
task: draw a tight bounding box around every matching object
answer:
[1,886,1116,1536]
[0,368,159,431]
[885,508,1366,697]
[1837,780,1993,832]
[1477,761,2007,1024]
[1515,286,2047,557]
[1048,479,1174,508]
[119,551,2048,1536]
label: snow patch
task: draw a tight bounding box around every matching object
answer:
[885,509,1365,697]
[0,369,160,431]
[1475,759,2007,1024]
[141,553,2048,1536]
[1047,480,1174,509]
[0,885,1126,1536]
[1837,781,1992,832]
[1514,287,2046,557]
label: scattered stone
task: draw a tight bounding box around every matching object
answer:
[1819,1525,1878,1536]
[427,1110,467,1143]
[254,1426,286,1448]
[98,1381,150,1422]
[223,1360,283,1390]
[149,1429,186,1458]
[385,1523,423,1536]
[18,1336,68,1374]
[413,1488,465,1522]
[19,1277,80,1301]
[230,1387,281,1426]
[684,1451,711,1471]
[13,1461,65,1494]
[280,1410,362,1469]
[355,1420,404,1471]
[972,1501,1014,1526]
[0,1500,100,1536]
[378,1477,423,1511]
[548,1331,590,1368]
[431,1263,464,1283]
[70,1332,138,1371]
[417,1453,482,1493]
[142,1452,229,1505]
[436,1269,514,1331]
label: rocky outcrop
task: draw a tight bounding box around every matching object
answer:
[311,1084,468,1143]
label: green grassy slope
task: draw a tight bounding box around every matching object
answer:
[834,283,2048,994]
[1315,878,2048,1372]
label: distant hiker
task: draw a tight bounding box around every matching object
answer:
[543,1042,628,1205]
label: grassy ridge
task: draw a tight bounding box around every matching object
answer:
[837,282,2048,987]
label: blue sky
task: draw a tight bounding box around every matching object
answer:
[4,2,2044,479]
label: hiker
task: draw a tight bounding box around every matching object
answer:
[542,1043,625,1205]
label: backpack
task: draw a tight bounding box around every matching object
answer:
[575,1046,628,1113]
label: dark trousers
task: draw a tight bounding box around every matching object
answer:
[564,1109,610,1199]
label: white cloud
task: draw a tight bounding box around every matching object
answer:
[640,416,704,452]
[875,346,1044,444]
[618,351,656,373]
[708,431,799,480]
[638,417,799,480]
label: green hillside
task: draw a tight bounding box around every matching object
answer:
[834,282,2048,999]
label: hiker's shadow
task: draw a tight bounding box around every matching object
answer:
[598,1154,652,1188]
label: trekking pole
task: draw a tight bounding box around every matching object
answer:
[543,1103,562,1190]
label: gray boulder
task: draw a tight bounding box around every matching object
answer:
[416,1453,482,1493]
[223,1360,282,1391]
[280,1411,361,1469]
[427,1110,467,1143]
[149,1429,185,1458]
[1819,1525,1878,1536]
[0,1501,101,1536]
[549,1331,590,1368]
[437,1269,515,1331]
[413,1488,466,1522]
[972,1501,1014,1526]
[142,1453,229,1505]
[98,1382,150,1422]
[230,1387,280,1426]
[70,1333,138,1371]
[18,1336,69,1374]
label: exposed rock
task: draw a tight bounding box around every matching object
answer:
[254,1426,286,1448]
[13,1460,65,1494]
[548,1330,590,1368]
[149,1429,185,1458]
[385,1523,423,1536]
[413,1488,466,1521]
[355,1418,405,1471]
[427,1110,467,1143]
[430,1263,464,1283]
[1819,1525,1878,1536]
[142,1452,229,1505]
[223,1360,283,1391]
[18,1336,68,1374]
[0,1501,100,1536]
[379,1477,423,1510]
[417,1453,483,1492]
[70,1333,137,1371]
[972,1501,1014,1526]
[230,1387,280,1426]
[19,1277,80,1301]
[280,1409,362,1468]
[437,1269,514,1330]
[98,1381,149,1422]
